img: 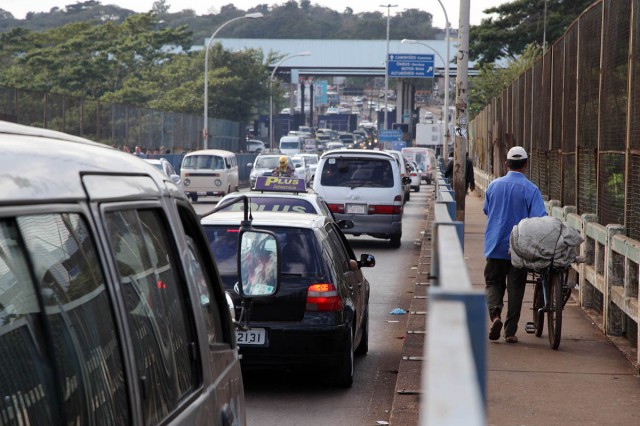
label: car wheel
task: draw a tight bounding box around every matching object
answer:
[333,327,354,387]
[355,310,369,356]
[405,191,410,202]
[190,194,198,203]
[426,176,432,185]
[390,233,401,248]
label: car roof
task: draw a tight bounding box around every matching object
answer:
[0,120,173,203]
[201,211,329,228]
[184,149,235,157]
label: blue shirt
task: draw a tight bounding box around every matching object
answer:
[483,171,546,259]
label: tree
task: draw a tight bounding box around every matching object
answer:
[470,0,594,64]
[469,44,541,118]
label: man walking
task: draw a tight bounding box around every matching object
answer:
[484,146,546,343]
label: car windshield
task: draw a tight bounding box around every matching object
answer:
[255,157,280,169]
[292,158,303,167]
[183,155,225,170]
[281,141,299,149]
[320,157,394,188]
[205,226,323,277]
[303,156,317,165]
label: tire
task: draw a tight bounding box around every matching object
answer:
[390,234,401,248]
[414,185,420,193]
[547,270,564,350]
[333,326,354,387]
[190,193,198,203]
[532,279,544,337]
[405,191,410,202]
[355,310,369,356]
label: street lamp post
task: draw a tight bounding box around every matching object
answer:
[203,12,263,150]
[380,4,397,131]
[401,38,448,153]
[435,0,451,159]
[269,51,311,151]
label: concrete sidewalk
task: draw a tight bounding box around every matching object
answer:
[463,193,640,426]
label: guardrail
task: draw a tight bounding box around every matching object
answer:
[419,173,486,426]
[474,167,640,371]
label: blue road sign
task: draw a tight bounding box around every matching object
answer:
[388,54,435,78]
[378,129,403,142]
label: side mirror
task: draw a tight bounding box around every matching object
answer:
[358,253,375,268]
[170,174,181,184]
[247,162,253,168]
[402,176,411,185]
[237,230,280,298]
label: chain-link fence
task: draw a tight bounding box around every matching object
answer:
[0,86,240,153]
[469,0,640,240]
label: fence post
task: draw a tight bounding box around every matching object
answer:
[604,224,625,335]
[579,214,598,308]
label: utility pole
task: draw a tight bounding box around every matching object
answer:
[454,0,470,222]
[380,4,397,131]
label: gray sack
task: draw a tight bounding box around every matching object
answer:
[509,216,584,271]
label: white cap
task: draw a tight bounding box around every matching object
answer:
[507,146,528,160]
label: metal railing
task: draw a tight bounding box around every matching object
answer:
[419,172,486,425]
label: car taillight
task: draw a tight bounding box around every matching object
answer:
[306,284,343,311]
[368,204,402,214]
[327,203,345,214]
[410,172,418,177]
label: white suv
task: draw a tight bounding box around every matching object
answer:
[312,149,410,248]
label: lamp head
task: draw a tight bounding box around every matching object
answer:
[401,39,416,45]
[245,12,264,19]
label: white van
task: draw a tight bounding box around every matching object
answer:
[313,149,411,248]
[279,135,303,155]
[0,120,281,425]
[401,147,437,184]
[181,149,239,202]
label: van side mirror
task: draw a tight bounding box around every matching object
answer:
[402,176,411,185]
[237,230,280,298]
[337,219,354,230]
[358,254,375,268]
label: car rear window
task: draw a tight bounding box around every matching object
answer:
[205,226,323,277]
[255,157,279,169]
[320,157,394,188]
[216,197,318,214]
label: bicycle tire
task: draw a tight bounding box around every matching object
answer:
[547,270,564,349]
[532,279,544,337]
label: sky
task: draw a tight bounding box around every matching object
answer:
[1,0,512,29]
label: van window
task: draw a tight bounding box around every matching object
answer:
[106,208,198,424]
[321,158,394,188]
[281,141,300,150]
[1,213,129,424]
[183,154,225,170]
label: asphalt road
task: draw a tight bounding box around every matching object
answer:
[192,187,429,425]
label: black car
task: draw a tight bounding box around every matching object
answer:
[201,211,375,387]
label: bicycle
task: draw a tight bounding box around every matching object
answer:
[524,257,584,349]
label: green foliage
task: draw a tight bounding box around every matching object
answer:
[470,0,593,65]
[469,44,541,118]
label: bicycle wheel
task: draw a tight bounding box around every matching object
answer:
[547,270,565,349]
[532,278,544,337]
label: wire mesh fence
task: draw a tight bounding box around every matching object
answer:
[469,0,640,240]
[0,86,240,153]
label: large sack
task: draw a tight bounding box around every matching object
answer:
[510,216,584,271]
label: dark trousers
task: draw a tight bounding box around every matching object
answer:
[484,258,528,337]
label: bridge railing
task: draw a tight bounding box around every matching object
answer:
[419,173,486,426]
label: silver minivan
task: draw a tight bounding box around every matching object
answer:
[0,121,276,425]
[312,149,410,248]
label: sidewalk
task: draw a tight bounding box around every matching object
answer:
[463,193,640,426]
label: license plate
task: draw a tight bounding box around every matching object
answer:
[346,204,366,214]
[236,328,267,346]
